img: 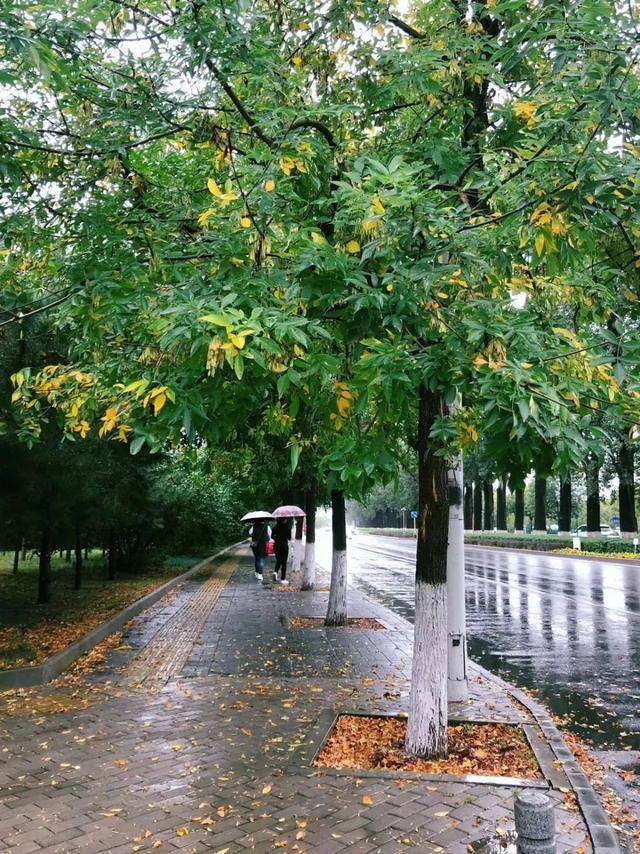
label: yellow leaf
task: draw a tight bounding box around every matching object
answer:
[265,179,275,192]
[362,794,373,805]
[240,216,252,228]
[262,784,272,794]
[292,56,303,68]
[534,232,545,256]
[521,362,533,369]
[346,240,360,253]
[207,179,222,197]
[311,231,325,245]
[176,827,189,837]
[153,393,167,415]
[198,208,216,227]
[473,355,487,367]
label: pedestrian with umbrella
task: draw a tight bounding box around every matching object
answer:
[271,505,305,584]
[241,512,273,581]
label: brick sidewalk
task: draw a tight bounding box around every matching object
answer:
[0,548,605,853]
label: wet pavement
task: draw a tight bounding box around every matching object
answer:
[0,549,599,853]
[316,533,640,785]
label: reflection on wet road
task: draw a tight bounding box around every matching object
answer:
[319,533,640,753]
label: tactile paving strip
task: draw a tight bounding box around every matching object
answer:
[121,559,236,688]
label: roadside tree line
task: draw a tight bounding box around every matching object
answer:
[2,0,638,760]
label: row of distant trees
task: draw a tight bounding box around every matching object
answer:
[351,449,636,535]
[0,319,275,603]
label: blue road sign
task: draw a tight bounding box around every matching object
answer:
[410,510,418,519]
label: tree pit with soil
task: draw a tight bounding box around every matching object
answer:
[315,714,541,779]
[272,585,330,593]
[289,617,385,629]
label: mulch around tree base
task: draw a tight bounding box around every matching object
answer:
[315,714,542,779]
[289,617,385,629]
[272,585,330,592]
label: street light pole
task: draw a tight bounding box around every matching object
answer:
[400,507,406,529]
[447,455,469,702]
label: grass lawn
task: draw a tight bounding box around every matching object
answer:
[0,549,216,671]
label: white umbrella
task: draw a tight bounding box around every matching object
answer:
[241,510,275,523]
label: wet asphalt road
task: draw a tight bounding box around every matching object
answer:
[317,532,640,756]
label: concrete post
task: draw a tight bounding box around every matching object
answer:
[515,790,555,853]
[447,456,468,702]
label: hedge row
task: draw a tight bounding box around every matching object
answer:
[360,528,633,555]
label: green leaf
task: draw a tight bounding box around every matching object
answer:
[290,442,300,473]
[130,436,145,455]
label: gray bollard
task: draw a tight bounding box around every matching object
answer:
[514,790,556,854]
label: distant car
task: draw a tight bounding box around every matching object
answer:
[547,524,559,535]
[574,525,618,539]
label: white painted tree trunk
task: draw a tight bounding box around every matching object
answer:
[325,549,347,625]
[301,540,316,590]
[406,581,448,756]
[289,537,302,574]
[447,458,468,702]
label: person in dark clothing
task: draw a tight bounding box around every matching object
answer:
[250,521,270,580]
[271,518,291,583]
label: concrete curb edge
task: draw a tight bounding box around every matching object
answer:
[471,660,621,853]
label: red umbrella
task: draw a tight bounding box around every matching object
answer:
[272,504,306,518]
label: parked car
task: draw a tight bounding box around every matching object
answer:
[574,524,618,538]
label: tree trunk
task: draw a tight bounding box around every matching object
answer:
[301,485,317,590]
[496,478,507,530]
[13,544,20,574]
[533,474,547,532]
[84,547,89,560]
[585,454,601,533]
[482,479,494,530]
[65,548,71,562]
[107,530,117,580]
[74,529,83,591]
[514,486,525,532]
[325,490,347,626]
[617,437,637,533]
[558,478,572,534]
[37,525,52,605]
[473,479,482,530]
[292,516,304,574]
[406,385,448,758]
[463,483,473,530]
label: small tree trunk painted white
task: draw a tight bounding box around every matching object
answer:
[447,458,468,702]
[406,581,448,756]
[301,485,317,590]
[405,385,449,758]
[292,517,304,574]
[302,540,316,589]
[325,489,347,626]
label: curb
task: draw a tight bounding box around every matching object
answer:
[317,554,622,853]
[0,540,247,691]
[471,660,621,853]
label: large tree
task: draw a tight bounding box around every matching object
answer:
[4,0,639,758]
